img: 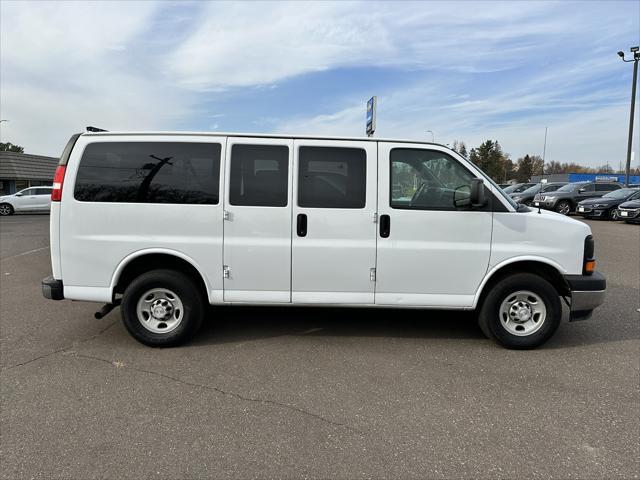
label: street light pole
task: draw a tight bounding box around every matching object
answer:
[619,47,640,187]
[426,130,435,142]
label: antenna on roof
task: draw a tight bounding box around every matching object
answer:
[86,126,108,132]
[538,127,548,214]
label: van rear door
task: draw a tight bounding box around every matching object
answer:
[291,139,377,304]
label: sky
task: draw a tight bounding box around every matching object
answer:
[1,0,639,168]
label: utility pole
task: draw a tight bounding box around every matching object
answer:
[618,46,640,187]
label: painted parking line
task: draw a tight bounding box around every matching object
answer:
[0,246,48,262]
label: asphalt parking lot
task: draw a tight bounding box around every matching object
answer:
[1,214,638,479]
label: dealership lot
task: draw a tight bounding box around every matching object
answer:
[1,215,638,478]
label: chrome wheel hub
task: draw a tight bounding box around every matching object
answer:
[499,290,546,336]
[136,288,184,334]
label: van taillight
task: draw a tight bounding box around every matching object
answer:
[51,166,66,202]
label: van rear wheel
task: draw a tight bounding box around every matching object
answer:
[478,273,561,349]
[121,269,204,347]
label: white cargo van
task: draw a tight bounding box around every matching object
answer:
[42,131,606,349]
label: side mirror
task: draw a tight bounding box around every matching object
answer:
[470,178,486,207]
[15,192,23,197]
[578,188,586,193]
[453,185,471,208]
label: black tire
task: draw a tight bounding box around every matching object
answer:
[555,200,572,215]
[121,269,205,347]
[478,273,562,349]
[0,203,14,216]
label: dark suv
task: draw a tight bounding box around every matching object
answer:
[534,181,621,215]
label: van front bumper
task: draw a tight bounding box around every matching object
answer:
[564,272,606,321]
[42,276,64,300]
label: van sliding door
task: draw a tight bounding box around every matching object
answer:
[222,137,293,303]
[291,139,377,304]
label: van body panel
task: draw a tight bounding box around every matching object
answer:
[59,135,225,301]
[374,142,493,307]
[471,256,569,309]
[109,248,218,304]
[50,203,62,279]
[489,210,589,276]
[223,137,293,303]
[291,139,377,304]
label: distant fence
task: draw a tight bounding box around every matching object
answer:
[567,173,640,184]
[531,173,640,184]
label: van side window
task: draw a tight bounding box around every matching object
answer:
[298,147,366,208]
[229,144,289,207]
[390,148,475,210]
[74,142,221,204]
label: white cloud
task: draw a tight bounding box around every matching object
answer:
[1,0,637,167]
[165,0,564,90]
[273,72,639,167]
[0,1,188,155]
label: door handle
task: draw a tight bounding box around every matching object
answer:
[380,214,390,238]
[297,213,307,237]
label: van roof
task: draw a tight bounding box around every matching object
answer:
[80,130,450,148]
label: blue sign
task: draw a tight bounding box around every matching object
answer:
[568,173,640,184]
[366,96,376,137]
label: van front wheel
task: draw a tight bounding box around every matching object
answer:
[478,273,561,349]
[121,269,204,347]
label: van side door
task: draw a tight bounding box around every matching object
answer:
[291,139,377,304]
[375,143,493,307]
[223,137,293,303]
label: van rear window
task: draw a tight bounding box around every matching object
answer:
[74,142,221,204]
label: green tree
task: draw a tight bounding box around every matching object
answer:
[469,140,510,182]
[0,142,24,153]
[451,140,468,158]
[515,154,544,182]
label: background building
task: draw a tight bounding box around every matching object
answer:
[531,172,640,184]
[0,152,58,195]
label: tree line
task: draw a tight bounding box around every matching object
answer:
[451,140,640,183]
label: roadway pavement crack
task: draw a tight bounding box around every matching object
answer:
[70,351,357,432]
[1,319,119,371]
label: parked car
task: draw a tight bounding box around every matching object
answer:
[42,130,606,350]
[534,181,621,215]
[502,182,537,194]
[0,186,53,215]
[576,188,640,220]
[511,182,567,206]
[617,198,640,224]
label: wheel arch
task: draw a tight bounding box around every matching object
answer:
[473,258,570,309]
[110,249,212,304]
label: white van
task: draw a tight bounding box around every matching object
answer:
[42,131,605,349]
